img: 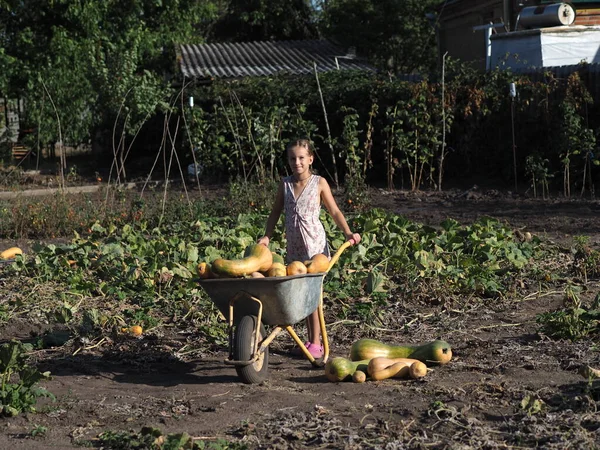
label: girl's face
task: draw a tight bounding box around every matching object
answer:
[287,145,314,178]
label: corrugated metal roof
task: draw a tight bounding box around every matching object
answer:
[178,40,375,80]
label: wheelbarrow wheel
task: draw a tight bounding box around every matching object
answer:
[234,315,269,384]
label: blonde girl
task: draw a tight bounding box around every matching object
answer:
[258,138,361,357]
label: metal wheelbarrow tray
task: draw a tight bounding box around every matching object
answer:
[199,273,325,326]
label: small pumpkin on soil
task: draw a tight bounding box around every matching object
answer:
[352,370,367,383]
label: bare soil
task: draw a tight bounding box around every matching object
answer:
[1,187,600,449]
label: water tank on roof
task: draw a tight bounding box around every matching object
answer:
[518,3,575,29]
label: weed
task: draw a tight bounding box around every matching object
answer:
[91,426,247,449]
[572,235,600,282]
[536,286,600,341]
[0,340,55,416]
[29,424,48,438]
[520,394,545,416]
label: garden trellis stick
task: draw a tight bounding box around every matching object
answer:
[438,52,448,192]
[180,77,202,193]
[109,86,135,186]
[314,62,339,189]
[40,79,65,189]
[220,95,247,182]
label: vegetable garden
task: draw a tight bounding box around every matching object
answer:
[0,186,599,449]
[2,2,599,446]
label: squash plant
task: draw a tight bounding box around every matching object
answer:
[0,341,54,417]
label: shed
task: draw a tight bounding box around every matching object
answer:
[435,0,600,71]
[490,25,600,69]
[178,40,375,81]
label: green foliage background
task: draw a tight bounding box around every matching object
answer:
[1,0,599,193]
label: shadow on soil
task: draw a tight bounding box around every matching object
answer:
[37,352,242,386]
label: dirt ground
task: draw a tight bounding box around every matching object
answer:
[1,187,600,449]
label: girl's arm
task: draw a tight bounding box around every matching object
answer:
[319,177,361,244]
[257,179,285,246]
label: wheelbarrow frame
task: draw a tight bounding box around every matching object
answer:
[198,240,353,382]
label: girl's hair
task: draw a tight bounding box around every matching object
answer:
[286,138,315,156]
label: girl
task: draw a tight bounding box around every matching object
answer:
[257,138,361,358]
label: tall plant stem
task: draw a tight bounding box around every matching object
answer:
[511,97,517,193]
[220,95,247,182]
[36,91,44,171]
[160,116,180,226]
[40,79,65,189]
[314,62,339,188]
[438,51,448,191]
[232,90,265,183]
[108,86,134,187]
[180,77,202,193]
[141,114,169,197]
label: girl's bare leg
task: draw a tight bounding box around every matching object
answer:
[306,311,321,346]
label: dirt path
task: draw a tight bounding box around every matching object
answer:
[0,183,137,199]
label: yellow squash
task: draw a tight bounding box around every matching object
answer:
[350,339,452,365]
[212,244,273,278]
[367,357,427,380]
[0,247,23,259]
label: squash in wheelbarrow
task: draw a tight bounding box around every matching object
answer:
[197,262,216,279]
[350,339,452,365]
[212,244,273,277]
[304,253,329,274]
[286,261,307,276]
[266,262,286,277]
[271,252,285,265]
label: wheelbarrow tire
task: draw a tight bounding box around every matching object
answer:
[234,315,269,384]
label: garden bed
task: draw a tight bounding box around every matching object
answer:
[0,187,599,449]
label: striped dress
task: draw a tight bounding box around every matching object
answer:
[283,175,330,263]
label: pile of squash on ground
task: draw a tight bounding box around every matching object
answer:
[197,243,329,279]
[325,338,453,383]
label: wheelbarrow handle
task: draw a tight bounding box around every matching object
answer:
[326,239,355,273]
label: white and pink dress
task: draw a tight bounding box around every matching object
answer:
[283,175,330,263]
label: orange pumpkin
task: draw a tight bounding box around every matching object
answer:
[305,253,330,274]
[286,261,307,276]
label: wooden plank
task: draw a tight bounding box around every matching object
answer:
[11,145,30,160]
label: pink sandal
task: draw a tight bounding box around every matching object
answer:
[290,341,312,356]
[291,342,323,358]
[307,343,324,359]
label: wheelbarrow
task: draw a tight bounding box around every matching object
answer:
[198,240,354,384]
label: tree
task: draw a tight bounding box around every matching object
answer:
[319,0,439,74]
[209,0,319,42]
[1,0,222,173]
